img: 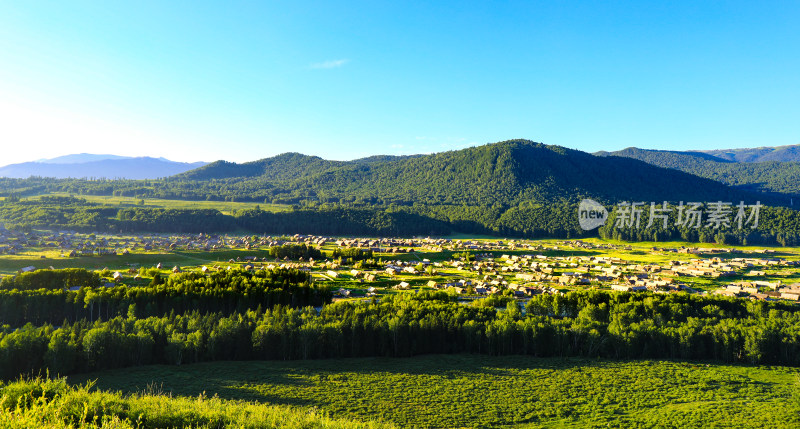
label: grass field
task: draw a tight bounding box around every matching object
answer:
[34,193,293,214]
[0,252,202,275]
[1,378,394,429]
[69,355,800,428]
[0,247,286,275]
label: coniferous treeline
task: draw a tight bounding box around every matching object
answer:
[4,290,800,380]
[0,268,100,291]
[598,203,800,245]
[0,268,330,328]
[0,196,118,231]
[331,248,374,261]
[5,196,800,244]
[116,208,234,232]
[268,243,323,260]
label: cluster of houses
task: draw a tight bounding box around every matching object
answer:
[44,232,331,257]
[715,281,800,301]
[4,224,800,304]
[333,237,522,253]
[325,240,800,302]
[0,224,32,255]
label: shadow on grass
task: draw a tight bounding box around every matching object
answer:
[66,354,769,405]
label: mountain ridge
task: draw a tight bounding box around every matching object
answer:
[167,140,784,207]
[692,144,800,163]
[595,147,800,197]
[0,157,207,180]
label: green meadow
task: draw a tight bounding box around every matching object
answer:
[1,377,393,429]
[33,193,293,214]
[69,355,800,429]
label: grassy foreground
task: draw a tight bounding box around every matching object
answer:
[0,377,393,429]
[68,355,800,428]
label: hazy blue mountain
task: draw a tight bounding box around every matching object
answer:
[34,153,132,164]
[692,144,800,163]
[0,156,207,180]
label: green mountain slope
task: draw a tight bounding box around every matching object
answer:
[596,147,800,197]
[176,152,342,181]
[175,140,778,206]
[1,140,798,241]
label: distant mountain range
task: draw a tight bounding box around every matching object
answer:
[595,147,800,197]
[692,144,800,163]
[0,155,207,180]
[596,144,800,164]
[0,141,796,239]
[168,140,782,207]
[33,153,133,164]
[3,142,798,205]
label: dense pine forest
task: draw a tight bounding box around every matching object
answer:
[4,270,800,380]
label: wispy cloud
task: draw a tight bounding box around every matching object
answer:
[309,59,349,69]
[414,136,472,149]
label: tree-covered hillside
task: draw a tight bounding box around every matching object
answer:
[167,140,783,207]
[597,147,800,197]
[175,153,343,181]
[3,141,784,207]
[1,140,797,241]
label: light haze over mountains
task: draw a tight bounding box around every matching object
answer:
[0,154,206,179]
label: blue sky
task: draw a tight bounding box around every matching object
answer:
[0,1,798,164]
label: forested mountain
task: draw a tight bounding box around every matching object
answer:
[172,140,776,206]
[695,144,800,163]
[176,153,341,181]
[0,156,207,180]
[0,140,796,241]
[596,147,800,197]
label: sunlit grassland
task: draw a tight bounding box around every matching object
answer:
[1,378,393,429]
[0,248,282,276]
[580,237,800,261]
[33,192,293,214]
[69,355,800,429]
[0,251,202,276]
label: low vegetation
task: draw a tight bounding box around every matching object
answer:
[0,376,392,428]
[68,356,800,428]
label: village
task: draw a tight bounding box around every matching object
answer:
[2,223,800,304]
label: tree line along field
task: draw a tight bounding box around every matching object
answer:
[4,235,800,427]
[6,190,800,246]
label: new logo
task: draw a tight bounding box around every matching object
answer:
[578,199,608,230]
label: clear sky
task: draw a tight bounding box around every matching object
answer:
[1,1,798,164]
